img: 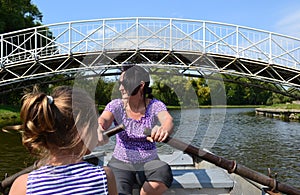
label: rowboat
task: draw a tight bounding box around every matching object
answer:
[2,125,299,194]
[84,149,270,195]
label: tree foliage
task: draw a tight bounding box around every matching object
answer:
[0,0,56,61]
[0,0,42,33]
[190,78,210,105]
[1,72,297,107]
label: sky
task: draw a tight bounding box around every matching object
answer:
[31,0,300,38]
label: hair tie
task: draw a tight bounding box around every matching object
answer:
[47,95,54,104]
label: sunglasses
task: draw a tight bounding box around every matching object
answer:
[118,80,124,86]
[118,80,141,96]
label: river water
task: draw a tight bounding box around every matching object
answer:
[0,108,299,189]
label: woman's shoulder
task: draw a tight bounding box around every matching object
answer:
[108,98,123,105]
[147,98,167,112]
[105,99,124,110]
[148,98,166,106]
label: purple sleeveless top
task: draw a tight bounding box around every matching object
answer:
[104,98,167,163]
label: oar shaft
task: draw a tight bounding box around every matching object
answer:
[164,136,300,195]
[0,165,35,194]
[0,124,125,193]
[103,124,125,137]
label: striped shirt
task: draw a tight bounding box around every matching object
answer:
[26,161,109,195]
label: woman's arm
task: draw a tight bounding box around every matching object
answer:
[157,110,173,134]
[103,166,117,195]
[148,110,174,142]
[97,111,115,145]
[8,174,28,195]
[98,111,114,131]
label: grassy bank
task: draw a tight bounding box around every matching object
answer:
[3,103,296,125]
[98,105,259,111]
[0,105,21,127]
[167,105,259,109]
[260,103,300,110]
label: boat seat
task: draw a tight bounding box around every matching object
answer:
[171,168,234,189]
[159,151,194,167]
[162,152,234,188]
[133,169,234,194]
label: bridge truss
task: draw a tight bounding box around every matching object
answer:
[1,17,300,97]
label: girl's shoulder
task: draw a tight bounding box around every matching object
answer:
[9,173,28,195]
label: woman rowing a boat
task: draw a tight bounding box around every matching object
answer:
[98,65,174,195]
[9,86,117,195]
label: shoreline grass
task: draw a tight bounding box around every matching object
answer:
[259,103,300,110]
[2,103,299,126]
[0,105,21,127]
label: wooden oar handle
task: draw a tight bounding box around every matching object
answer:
[0,124,125,194]
[104,124,125,137]
[144,128,151,136]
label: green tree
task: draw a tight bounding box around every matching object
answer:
[189,78,210,105]
[266,92,291,105]
[96,78,116,106]
[225,82,245,105]
[0,0,57,60]
[223,76,274,105]
[151,79,180,106]
[0,0,42,33]
[0,1,61,105]
[150,69,187,106]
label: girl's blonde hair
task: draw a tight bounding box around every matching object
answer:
[20,86,99,164]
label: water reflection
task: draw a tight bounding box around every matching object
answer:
[201,108,299,189]
[165,108,299,188]
[0,130,34,179]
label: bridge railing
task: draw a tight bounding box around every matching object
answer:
[1,17,300,70]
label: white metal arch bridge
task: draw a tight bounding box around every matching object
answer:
[1,17,300,97]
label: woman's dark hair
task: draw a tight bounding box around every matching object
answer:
[122,65,152,96]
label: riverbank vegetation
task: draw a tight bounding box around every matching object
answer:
[0,105,21,127]
[1,74,300,107]
[260,103,300,110]
[256,103,300,122]
[1,75,300,127]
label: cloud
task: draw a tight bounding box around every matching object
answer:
[275,10,300,38]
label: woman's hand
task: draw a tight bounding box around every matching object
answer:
[97,111,115,146]
[97,126,109,146]
[146,125,169,142]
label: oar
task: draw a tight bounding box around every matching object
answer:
[0,124,125,194]
[162,135,300,195]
